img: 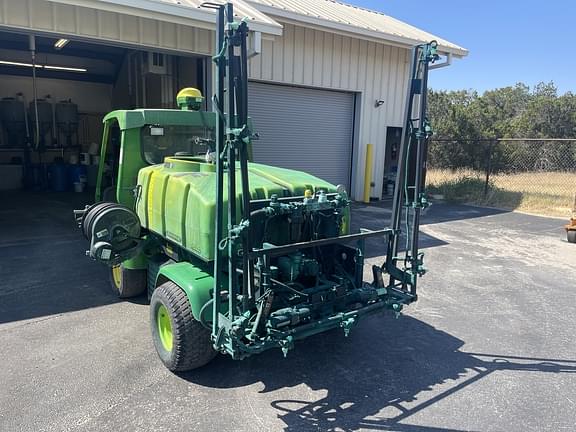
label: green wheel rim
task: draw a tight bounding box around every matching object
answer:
[157,304,173,352]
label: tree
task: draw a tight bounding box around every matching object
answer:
[427,82,576,171]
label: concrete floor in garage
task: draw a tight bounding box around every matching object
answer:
[1,191,575,432]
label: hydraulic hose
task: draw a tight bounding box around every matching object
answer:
[250,208,270,247]
[198,299,214,330]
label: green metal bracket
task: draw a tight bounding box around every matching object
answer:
[341,317,357,337]
[279,336,294,358]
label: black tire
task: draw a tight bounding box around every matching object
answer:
[109,264,147,298]
[150,281,216,372]
[568,230,576,244]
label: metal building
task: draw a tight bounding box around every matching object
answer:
[0,0,467,199]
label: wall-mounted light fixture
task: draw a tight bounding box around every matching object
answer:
[375,99,385,108]
[54,39,70,50]
[0,60,87,73]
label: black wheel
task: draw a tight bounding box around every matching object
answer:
[150,281,216,372]
[568,230,576,244]
[82,202,117,240]
[109,264,147,298]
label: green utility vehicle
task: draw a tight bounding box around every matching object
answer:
[75,2,439,371]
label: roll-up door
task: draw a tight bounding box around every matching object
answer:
[248,82,355,188]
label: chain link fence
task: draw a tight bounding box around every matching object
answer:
[426,139,576,217]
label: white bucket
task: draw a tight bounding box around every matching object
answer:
[73,182,85,193]
[92,155,100,165]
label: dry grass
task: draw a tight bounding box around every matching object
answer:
[427,169,576,218]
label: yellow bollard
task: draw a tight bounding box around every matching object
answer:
[363,144,374,203]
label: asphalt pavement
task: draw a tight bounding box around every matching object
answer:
[1,192,575,432]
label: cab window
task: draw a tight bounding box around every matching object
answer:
[140,125,215,164]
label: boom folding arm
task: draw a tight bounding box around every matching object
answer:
[383,41,439,296]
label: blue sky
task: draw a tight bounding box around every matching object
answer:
[346,0,575,95]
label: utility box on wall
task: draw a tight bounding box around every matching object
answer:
[144,52,168,75]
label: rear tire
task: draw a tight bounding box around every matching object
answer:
[568,230,576,244]
[109,264,147,298]
[150,281,216,372]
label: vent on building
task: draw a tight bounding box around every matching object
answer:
[144,52,167,75]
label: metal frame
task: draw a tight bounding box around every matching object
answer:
[208,1,254,340]
[385,41,439,295]
[206,2,438,358]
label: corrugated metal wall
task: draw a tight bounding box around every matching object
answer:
[0,0,213,55]
[0,0,411,199]
[249,22,411,199]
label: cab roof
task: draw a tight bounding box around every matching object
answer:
[103,109,216,130]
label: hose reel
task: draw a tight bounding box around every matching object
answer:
[74,202,142,265]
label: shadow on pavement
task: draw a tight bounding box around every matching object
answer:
[351,203,450,259]
[181,314,576,432]
[0,191,121,324]
[352,200,510,228]
[421,203,511,226]
[350,201,513,259]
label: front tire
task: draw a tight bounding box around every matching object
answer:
[150,281,216,372]
[109,264,147,298]
[568,230,576,244]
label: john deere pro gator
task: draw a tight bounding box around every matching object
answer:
[75,2,439,371]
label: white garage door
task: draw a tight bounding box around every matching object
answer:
[248,82,355,188]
